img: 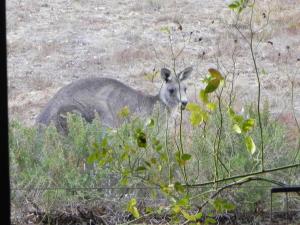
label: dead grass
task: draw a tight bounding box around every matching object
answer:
[276,112,300,143]
[28,76,54,91]
[112,46,154,65]
[6,0,300,126]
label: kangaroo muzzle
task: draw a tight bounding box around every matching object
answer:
[181,101,188,110]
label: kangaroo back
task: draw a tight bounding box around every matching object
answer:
[36,78,159,131]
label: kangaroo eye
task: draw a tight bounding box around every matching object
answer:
[169,88,175,94]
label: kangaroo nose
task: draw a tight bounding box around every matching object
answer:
[181,101,188,110]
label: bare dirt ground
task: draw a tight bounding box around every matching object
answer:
[7,0,300,126]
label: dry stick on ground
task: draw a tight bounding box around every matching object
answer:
[197,176,287,210]
[125,172,295,225]
[119,211,160,225]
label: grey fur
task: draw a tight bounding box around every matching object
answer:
[36,67,193,132]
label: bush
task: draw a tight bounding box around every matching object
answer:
[10,98,300,223]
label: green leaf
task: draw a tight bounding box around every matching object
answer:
[205,79,220,93]
[238,5,244,13]
[233,115,244,124]
[207,102,217,111]
[219,79,225,87]
[160,152,168,162]
[152,138,160,145]
[199,90,209,103]
[195,212,203,219]
[175,151,181,161]
[228,107,236,118]
[172,205,181,214]
[127,198,140,218]
[177,196,190,207]
[228,107,244,124]
[155,144,163,152]
[146,118,155,127]
[161,183,174,194]
[101,148,108,157]
[176,153,193,166]
[245,136,256,154]
[224,202,236,211]
[121,152,129,161]
[128,198,137,206]
[233,124,242,134]
[181,210,197,222]
[227,0,246,13]
[205,217,217,224]
[136,166,146,172]
[202,111,209,121]
[182,153,192,161]
[92,142,99,150]
[190,112,203,126]
[186,103,205,126]
[136,131,147,148]
[208,68,223,80]
[145,207,153,214]
[160,26,170,34]
[157,164,162,171]
[174,182,185,193]
[87,151,100,164]
[181,209,202,222]
[101,137,108,148]
[228,2,239,9]
[186,103,202,112]
[131,207,140,218]
[117,106,130,118]
[202,76,213,84]
[213,198,236,213]
[213,198,224,212]
[150,157,157,164]
[120,176,128,185]
[144,71,159,81]
[242,118,255,132]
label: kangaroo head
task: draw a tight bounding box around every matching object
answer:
[159,67,193,110]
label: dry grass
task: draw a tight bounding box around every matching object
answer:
[112,46,154,65]
[6,0,300,126]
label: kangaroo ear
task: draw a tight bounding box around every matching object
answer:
[161,68,172,82]
[179,66,193,81]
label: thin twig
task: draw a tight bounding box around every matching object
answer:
[198,176,287,210]
[187,162,300,187]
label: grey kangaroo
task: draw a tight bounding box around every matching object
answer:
[36,67,193,132]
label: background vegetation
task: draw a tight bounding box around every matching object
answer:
[9,0,300,224]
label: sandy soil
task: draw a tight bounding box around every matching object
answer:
[7,0,300,126]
